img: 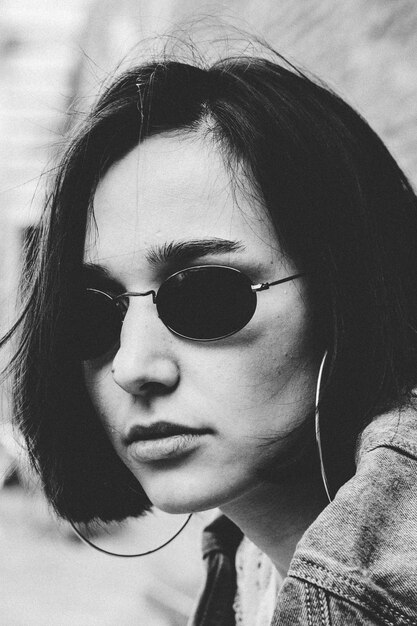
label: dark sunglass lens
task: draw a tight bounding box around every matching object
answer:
[157,267,257,340]
[79,290,122,359]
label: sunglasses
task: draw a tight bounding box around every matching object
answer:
[80,265,304,360]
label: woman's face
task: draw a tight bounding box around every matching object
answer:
[84,133,318,514]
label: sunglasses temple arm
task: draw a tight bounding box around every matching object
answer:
[252,272,306,292]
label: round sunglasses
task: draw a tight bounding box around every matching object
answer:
[81,265,305,360]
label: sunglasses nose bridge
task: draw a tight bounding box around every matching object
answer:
[118,290,157,303]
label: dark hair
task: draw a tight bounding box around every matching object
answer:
[2,49,417,523]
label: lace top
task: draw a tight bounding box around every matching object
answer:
[233,536,284,626]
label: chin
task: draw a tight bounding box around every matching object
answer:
[139,479,227,514]
[135,462,259,514]
[142,476,252,515]
[147,492,219,515]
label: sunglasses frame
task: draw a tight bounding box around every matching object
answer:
[85,265,305,348]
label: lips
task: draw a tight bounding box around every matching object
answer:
[124,421,212,445]
[124,422,212,463]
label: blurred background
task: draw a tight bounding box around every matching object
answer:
[0,0,416,624]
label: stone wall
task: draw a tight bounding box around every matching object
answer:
[76,0,417,180]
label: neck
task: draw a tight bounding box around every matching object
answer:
[220,445,328,579]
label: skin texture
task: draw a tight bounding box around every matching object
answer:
[84,133,325,575]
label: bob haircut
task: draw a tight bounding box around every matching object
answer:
[2,49,417,524]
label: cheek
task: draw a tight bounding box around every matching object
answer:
[83,361,118,428]
[199,307,316,413]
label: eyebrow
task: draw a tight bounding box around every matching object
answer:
[146,238,245,267]
[82,238,246,283]
[82,262,114,284]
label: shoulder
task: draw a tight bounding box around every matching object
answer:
[274,401,417,625]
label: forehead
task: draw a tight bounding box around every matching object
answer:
[85,134,281,270]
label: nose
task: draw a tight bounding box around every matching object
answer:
[111,297,180,398]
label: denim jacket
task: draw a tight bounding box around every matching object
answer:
[189,403,417,625]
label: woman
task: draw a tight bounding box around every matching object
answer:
[2,48,417,625]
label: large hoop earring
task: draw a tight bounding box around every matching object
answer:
[315,351,332,503]
[69,513,193,558]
